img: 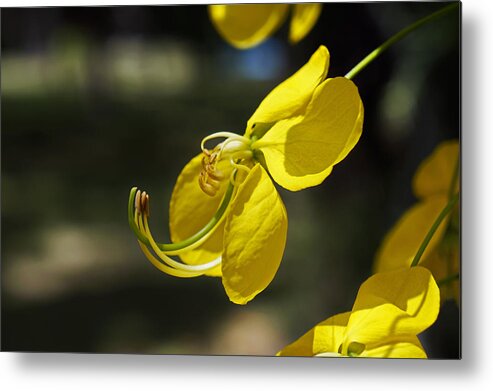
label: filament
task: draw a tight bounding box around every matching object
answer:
[128,184,234,254]
[143,217,222,272]
[135,213,203,278]
[200,132,250,152]
[135,210,222,277]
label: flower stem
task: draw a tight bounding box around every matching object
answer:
[437,272,459,287]
[448,156,460,200]
[345,2,459,80]
[128,183,234,251]
[411,193,459,267]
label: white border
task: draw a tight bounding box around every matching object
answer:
[2,0,493,389]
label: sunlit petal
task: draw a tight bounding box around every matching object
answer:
[222,164,288,304]
[246,45,330,135]
[253,77,363,191]
[169,154,226,276]
[277,312,350,356]
[343,267,440,350]
[360,335,427,358]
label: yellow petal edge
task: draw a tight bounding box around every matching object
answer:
[222,164,288,304]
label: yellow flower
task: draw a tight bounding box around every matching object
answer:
[277,267,440,358]
[208,3,323,49]
[373,140,460,303]
[130,46,363,305]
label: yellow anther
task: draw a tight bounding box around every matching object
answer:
[134,189,150,217]
[199,171,220,196]
[198,132,253,196]
[142,192,150,217]
[135,189,142,213]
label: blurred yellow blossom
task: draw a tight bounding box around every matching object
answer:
[208,3,323,49]
[130,45,364,304]
[373,140,459,303]
[278,267,440,358]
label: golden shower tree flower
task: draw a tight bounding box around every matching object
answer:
[278,267,440,358]
[208,3,323,49]
[128,45,364,305]
[373,140,460,303]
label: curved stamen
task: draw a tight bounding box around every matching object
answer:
[128,183,234,254]
[200,132,250,152]
[137,241,204,278]
[142,216,222,272]
[135,189,141,212]
[218,137,250,158]
[134,212,204,278]
[198,175,219,197]
[135,204,221,257]
[229,168,248,188]
[227,151,253,186]
[199,132,253,197]
[230,150,253,162]
[231,159,251,171]
[133,208,200,262]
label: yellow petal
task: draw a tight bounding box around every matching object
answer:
[343,267,440,350]
[412,139,459,199]
[360,335,427,358]
[277,312,350,357]
[253,77,363,191]
[373,195,450,273]
[289,3,323,44]
[222,164,288,304]
[169,154,225,277]
[246,45,330,135]
[208,4,289,49]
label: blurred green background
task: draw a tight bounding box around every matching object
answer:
[1,2,460,357]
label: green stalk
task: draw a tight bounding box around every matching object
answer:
[410,193,459,267]
[345,2,459,80]
[128,183,234,251]
[437,272,459,287]
[448,156,460,200]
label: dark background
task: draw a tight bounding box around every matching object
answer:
[1,2,460,357]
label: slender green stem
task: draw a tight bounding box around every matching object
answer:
[345,2,459,80]
[128,183,234,251]
[411,193,459,267]
[448,156,460,200]
[437,272,459,287]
